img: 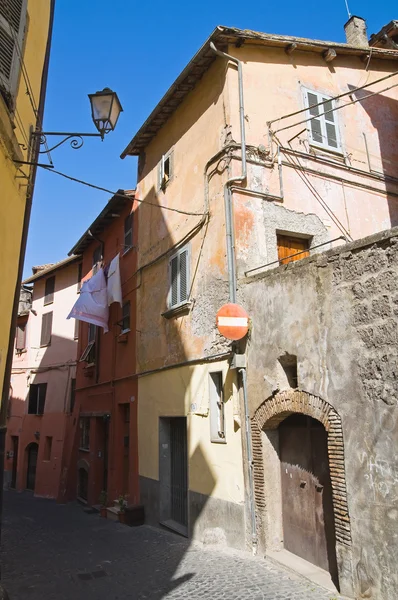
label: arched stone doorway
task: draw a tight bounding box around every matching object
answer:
[251,390,353,593]
[26,443,38,491]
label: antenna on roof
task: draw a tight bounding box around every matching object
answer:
[344,0,352,19]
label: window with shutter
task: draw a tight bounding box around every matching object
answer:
[77,263,82,292]
[277,234,310,265]
[80,324,96,363]
[74,318,79,340]
[124,213,133,252]
[0,0,27,104]
[158,149,174,190]
[168,246,190,309]
[70,378,76,413]
[92,245,102,275]
[28,383,47,415]
[15,320,26,351]
[40,312,52,347]
[304,88,341,152]
[44,276,55,305]
[121,301,130,332]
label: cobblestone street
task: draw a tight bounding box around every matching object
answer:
[1,492,341,600]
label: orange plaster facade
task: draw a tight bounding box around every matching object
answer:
[62,194,139,509]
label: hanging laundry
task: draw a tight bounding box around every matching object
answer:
[67,268,109,332]
[107,253,122,306]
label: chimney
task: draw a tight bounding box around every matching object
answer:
[344,16,369,47]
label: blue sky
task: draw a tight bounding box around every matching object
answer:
[23,0,396,278]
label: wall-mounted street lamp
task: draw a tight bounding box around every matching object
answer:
[31,87,123,156]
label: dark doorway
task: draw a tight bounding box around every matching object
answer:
[78,468,88,501]
[102,415,110,492]
[159,417,188,535]
[11,436,19,489]
[26,443,38,491]
[122,404,130,496]
[279,414,339,588]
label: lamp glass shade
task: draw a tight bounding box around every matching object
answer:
[88,88,123,137]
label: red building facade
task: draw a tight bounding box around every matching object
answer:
[61,190,139,508]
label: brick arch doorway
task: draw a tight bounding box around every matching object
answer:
[251,390,352,593]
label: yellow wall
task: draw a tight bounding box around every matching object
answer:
[138,360,245,505]
[0,0,52,406]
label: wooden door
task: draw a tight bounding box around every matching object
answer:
[170,418,188,528]
[277,235,310,265]
[26,443,38,491]
[11,436,18,489]
[279,414,338,585]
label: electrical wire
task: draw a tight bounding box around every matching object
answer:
[272,133,353,240]
[267,69,398,128]
[272,82,398,135]
[40,166,206,216]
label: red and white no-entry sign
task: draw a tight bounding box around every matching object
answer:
[216,303,249,341]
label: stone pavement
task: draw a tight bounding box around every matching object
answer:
[1,491,342,600]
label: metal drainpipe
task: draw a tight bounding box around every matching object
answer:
[210,42,246,304]
[210,42,258,554]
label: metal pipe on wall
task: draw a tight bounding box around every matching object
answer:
[210,42,258,555]
[210,42,247,303]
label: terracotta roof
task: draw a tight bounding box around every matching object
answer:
[369,20,398,48]
[23,255,81,284]
[68,189,135,256]
[121,25,398,158]
[32,263,55,274]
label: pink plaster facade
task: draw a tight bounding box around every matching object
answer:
[5,258,80,499]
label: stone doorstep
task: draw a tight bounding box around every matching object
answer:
[266,548,348,598]
[106,506,120,522]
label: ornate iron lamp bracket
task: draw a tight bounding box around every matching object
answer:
[31,131,103,154]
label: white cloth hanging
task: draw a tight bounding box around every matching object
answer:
[67,268,109,332]
[107,253,122,307]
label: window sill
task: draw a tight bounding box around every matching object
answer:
[162,301,192,319]
[40,343,51,348]
[308,144,344,162]
[122,246,133,256]
[43,300,54,306]
[0,94,23,161]
[118,331,129,343]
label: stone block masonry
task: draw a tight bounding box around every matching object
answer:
[242,226,398,600]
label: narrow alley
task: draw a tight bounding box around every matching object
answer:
[1,492,340,600]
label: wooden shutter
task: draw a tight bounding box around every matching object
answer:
[179,249,188,303]
[77,263,82,292]
[70,379,76,413]
[307,92,323,145]
[40,312,53,346]
[277,235,310,265]
[170,255,178,306]
[15,321,26,350]
[122,301,130,331]
[44,276,55,304]
[38,383,47,415]
[74,318,79,340]
[124,213,133,250]
[0,0,27,101]
[322,97,338,149]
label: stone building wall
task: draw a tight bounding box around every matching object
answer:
[241,226,398,600]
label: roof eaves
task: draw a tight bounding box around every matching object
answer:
[68,189,135,256]
[22,255,81,284]
[121,25,398,157]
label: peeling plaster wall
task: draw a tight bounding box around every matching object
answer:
[242,227,398,600]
